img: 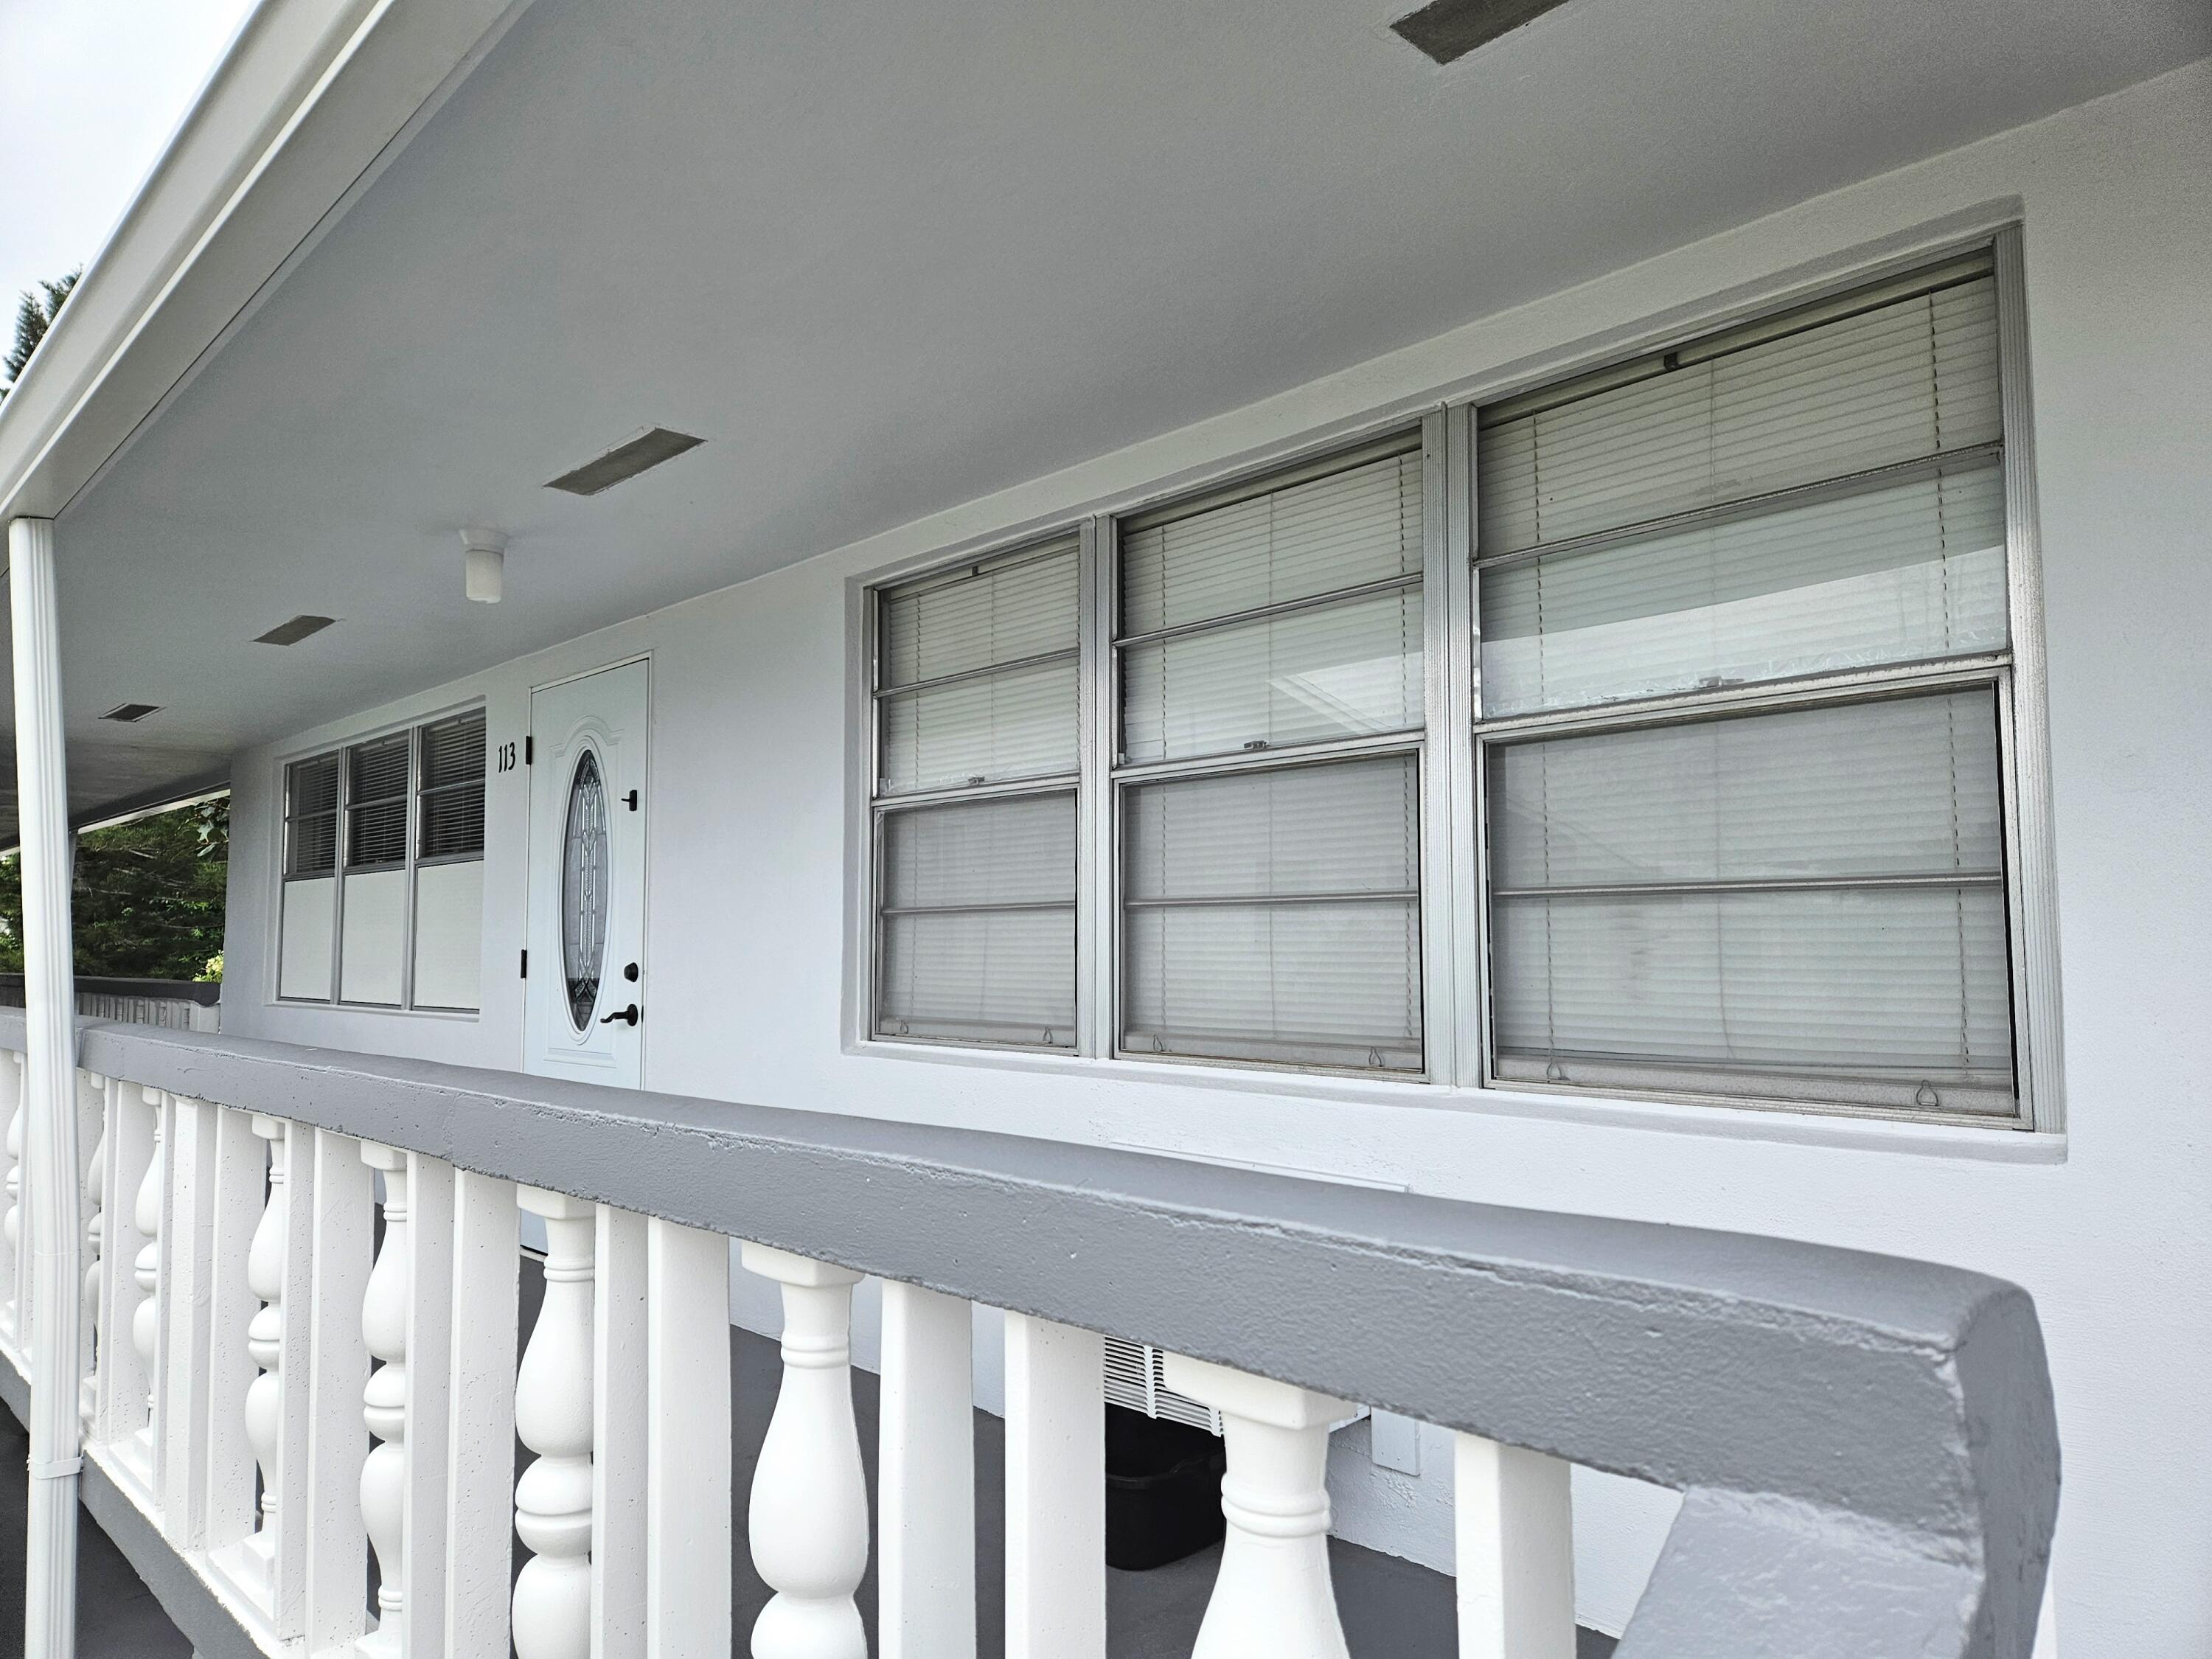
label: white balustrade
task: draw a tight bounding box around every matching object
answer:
[1004,1312,1105,1659]
[358,1142,411,1656]
[128,1089,166,1478]
[1453,1433,1576,1659]
[514,1186,597,1659]
[445,1170,520,1659]
[1162,1354,1352,1659]
[742,1242,869,1659]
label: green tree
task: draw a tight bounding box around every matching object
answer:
[0,796,229,980]
[1,269,80,399]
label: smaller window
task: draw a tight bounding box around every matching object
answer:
[284,753,339,879]
[418,712,487,860]
[346,736,410,872]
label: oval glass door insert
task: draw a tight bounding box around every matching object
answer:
[561,748,611,1030]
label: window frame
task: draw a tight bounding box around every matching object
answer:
[852,223,2057,1132]
[275,703,487,1014]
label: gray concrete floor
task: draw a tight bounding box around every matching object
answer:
[0,1258,1617,1657]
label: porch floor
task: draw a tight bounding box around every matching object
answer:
[0,1259,1618,1657]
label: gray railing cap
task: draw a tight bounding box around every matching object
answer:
[15,1014,2056,1657]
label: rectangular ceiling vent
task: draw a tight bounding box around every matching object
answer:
[100,702,161,723]
[254,614,336,646]
[546,427,705,497]
[1391,0,1574,64]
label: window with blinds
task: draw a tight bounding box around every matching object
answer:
[1475,251,2022,1116]
[1115,434,1427,1072]
[278,709,487,1013]
[872,538,1080,1047]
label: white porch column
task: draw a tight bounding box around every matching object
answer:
[10,513,83,1658]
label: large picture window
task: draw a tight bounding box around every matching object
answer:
[858,234,2050,1127]
[279,708,486,1012]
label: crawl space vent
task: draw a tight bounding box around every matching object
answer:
[546,428,705,496]
[100,703,161,723]
[1391,0,1576,63]
[254,614,336,646]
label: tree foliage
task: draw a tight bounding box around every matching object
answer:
[1,270,80,397]
[0,796,229,980]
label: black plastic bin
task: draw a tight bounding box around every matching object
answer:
[1105,1405,1227,1571]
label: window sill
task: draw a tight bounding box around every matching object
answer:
[846,1034,2067,1166]
[270,998,481,1023]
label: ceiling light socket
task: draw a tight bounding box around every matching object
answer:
[462,528,507,603]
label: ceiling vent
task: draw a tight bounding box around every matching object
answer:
[254,614,336,646]
[546,427,705,496]
[100,702,161,723]
[1391,0,1574,63]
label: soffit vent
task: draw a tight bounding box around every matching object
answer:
[546,427,705,497]
[1391,0,1575,63]
[100,702,161,723]
[254,614,336,646]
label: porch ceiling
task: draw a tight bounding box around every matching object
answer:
[3,0,2205,838]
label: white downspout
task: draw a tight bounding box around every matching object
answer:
[8,515,81,1658]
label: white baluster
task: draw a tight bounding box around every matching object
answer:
[1453,1435,1574,1659]
[741,1243,867,1659]
[1161,1354,1352,1659]
[879,1281,975,1659]
[0,1051,18,1346]
[5,1060,26,1343]
[234,1115,291,1601]
[513,1188,596,1659]
[129,1091,166,1473]
[80,1082,107,1425]
[1004,1314,1104,1659]
[358,1143,411,1658]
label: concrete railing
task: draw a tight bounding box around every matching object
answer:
[0,1015,2058,1658]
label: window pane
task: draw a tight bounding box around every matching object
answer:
[420,712,486,859]
[347,737,409,871]
[881,541,1077,688]
[1120,586,1422,764]
[1121,445,1423,635]
[877,793,1075,1046]
[286,754,339,877]
[1478,461,2008,714]
[1122,755,1422,1071]
[1489,691,2005,888]
[879,657,1078,793]
[1486,691,2015,1112]
[1479,274,2000,557]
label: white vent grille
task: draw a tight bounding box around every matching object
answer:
[1101,1335,1222,1436]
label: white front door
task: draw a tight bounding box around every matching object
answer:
[525,660,650,1088]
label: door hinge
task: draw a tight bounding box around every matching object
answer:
[519,949,528,979]
[524,734,534,765]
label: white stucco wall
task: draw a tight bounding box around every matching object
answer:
[220,61,2212,1647]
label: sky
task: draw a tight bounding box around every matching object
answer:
[0,0,257,362]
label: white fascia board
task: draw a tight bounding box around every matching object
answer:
[0,0,531,524]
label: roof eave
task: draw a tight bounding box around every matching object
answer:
[0,0,532,526]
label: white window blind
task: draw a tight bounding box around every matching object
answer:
[1478,258,2005,714]
[877,792,1076,1046]
[878,540,1079,794]
[1119,440,1423,764]
[1487,689,2015,1113]
[1122,754,1422,1071]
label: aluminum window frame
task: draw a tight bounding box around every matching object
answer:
[850,223,2057,1132]
[1466,232,2047,1129]
[274,703,487,1014]
[866,531,1090,1054]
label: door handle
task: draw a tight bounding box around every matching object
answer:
[599,1004,640,1026]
